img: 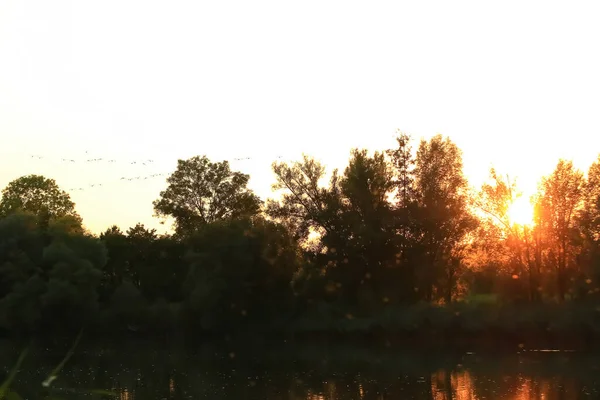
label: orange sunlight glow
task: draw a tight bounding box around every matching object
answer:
[507,196,534,227]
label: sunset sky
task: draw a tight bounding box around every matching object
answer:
[1,0,599,235]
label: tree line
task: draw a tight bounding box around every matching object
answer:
[1,133,600,337]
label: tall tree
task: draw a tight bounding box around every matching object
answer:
[579,156,600,248]
[387,131,415,207]
[0,175,82,228]
[269,150,407,310]
[335,149,399,308]
[153,156,262,236]
[99,226,130,294]
[575,156,600,298]
[267,155,342,245]
[580,156,600,285]
[413,134,477,303]
[537,160,584,301]
[473,169,540,301]
[267,155,346,311]
[126,223,157,290]
[386,132,421,299]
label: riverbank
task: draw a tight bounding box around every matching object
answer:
[5,301,600,351]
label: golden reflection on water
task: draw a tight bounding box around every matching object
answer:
[432,370,477,400]
[296,371,567,400]
[109,367,589,400]
[119,388,131,400]
[428,369,575,400]
[303,381,344,400]
[297,369,586,400]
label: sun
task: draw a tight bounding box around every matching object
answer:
[507,196,534,227]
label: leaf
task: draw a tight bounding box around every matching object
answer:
[42,329,83,388]
[5,391,23,400]
[0,346,29,398]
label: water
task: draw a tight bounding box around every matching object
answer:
[3,339,600,399]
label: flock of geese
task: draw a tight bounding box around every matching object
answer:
[25,152,286,192]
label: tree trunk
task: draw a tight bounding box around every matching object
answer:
[558,239,567,302]
[445,261,457,304]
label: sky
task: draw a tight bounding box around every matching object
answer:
[1,0,599,235]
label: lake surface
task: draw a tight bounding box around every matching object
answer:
[3,339,600,399]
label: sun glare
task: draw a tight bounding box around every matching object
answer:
[507,196,534,227]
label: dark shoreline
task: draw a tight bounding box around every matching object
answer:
[5,328,600,355]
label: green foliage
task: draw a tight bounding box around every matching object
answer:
[98,225,129,292]
[0,213,106,333]
[182,217,300,331]
[110,281,146,325]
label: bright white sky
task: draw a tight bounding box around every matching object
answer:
[1,0,599,234]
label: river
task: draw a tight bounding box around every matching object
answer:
[2,339,600,399]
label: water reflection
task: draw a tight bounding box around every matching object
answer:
[2,341,600,399]
[428,369,592,400]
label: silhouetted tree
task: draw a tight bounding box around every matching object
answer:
[473,169,537,301]
[99,226,130,292]
[268,150,401,311]
[386,132,422,302]
[153,155,262,236]
[126,223,157,289]
[3,141,600,339]
[537,160,584,301]
[387,131,416,208]
[335,149,398,309]
[267,155,342,245]
[182,217,301,331]
[0,174,82,229]
[578,156,600,295]
[413,135,477,303]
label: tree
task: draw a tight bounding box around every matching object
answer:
[99,226,130,293]
[386,132,421,301]
[334,149,399,309]
[537,160,584,301]
[413,134,477,303]
[153,156,262,236]
[582,155,600,243]
[110,281,147,329]
[269,150,407,311]
[578,156,600,292]
[100,224,188,304]
[267,155,344,245]
[472,168,539,302]
[0,212,106,333]
[0,175,82,227]
[126,223,157,288]
[182,217,301,331]
[387,131,415,207]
